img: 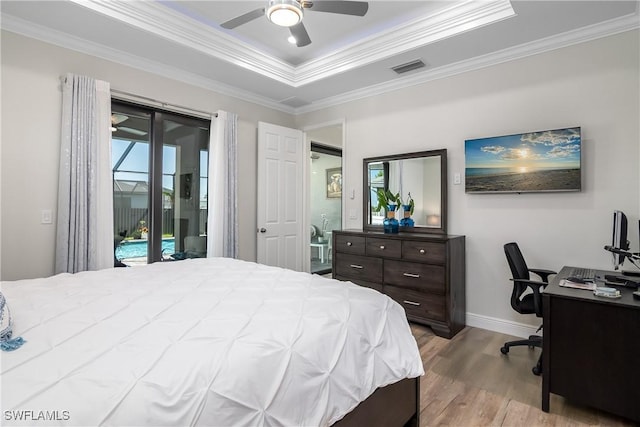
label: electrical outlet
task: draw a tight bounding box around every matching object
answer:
[349,209,357,220]
[454,173,461,185]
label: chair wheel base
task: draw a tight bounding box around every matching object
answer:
[500,346,509,354]
[532,366,542,376]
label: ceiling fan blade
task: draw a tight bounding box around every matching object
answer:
[290,22,311,47]
[117,127,148,136]
[220,8,265,29]
[111,113,128,125]
[308,1,368,16]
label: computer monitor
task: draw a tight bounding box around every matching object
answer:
[612,210,629,270]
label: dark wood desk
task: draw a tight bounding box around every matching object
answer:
[542,266,640,422]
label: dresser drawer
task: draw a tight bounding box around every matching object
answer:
[402,240,446,264]
[334,275,383,292]
[334,253,382,283]
[334,234,366,255]
[384,260,445,294]
[385,285,446,322]
[366,237,401,258]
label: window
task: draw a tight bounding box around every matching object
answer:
[112,101,210,265]
[368,161,386,225]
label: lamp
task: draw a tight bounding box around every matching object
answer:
[267,0,303,27]
[427,215,441,227]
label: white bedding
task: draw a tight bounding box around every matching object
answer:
[1,258,423,426]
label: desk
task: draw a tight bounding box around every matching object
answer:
[310,242,329,264]
[542,266,640,422]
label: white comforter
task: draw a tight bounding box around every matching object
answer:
[1,258,423,426]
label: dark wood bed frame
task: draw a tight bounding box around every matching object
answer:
[332,377,419,427]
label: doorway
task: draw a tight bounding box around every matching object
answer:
[309,142,342,275]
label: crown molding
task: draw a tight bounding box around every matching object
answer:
[69,0,297,83]
[71,0,514,87]
[295,0,515,85]
[0,14,295,114]
[2,3,637,116]
[295,11,640,114]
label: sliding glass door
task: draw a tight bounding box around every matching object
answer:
[112,102,210,265]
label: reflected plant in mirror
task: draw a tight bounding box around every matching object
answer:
[399,193,415,228]
[372,189,401,233]
[363,149,447,234]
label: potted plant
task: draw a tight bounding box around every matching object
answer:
[373,189,400,213]
[373,189,400,233]
[399,192,415,227]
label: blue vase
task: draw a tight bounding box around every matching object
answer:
[383,204,399,234]
[399,205,415,227]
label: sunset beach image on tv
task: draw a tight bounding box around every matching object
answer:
[465,127,581,193]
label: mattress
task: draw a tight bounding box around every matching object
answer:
[1,258,423,426]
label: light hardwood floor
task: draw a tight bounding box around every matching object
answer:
[411,324,634,426]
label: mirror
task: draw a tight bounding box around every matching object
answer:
[363,149,447,234]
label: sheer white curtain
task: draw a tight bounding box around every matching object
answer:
[55,73,113,273]
[207,111,238,258]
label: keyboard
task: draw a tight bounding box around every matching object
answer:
[569,267,596,280]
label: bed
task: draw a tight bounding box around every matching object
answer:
[1,257,423,426]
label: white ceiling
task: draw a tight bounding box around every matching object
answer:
[1,1,638,114]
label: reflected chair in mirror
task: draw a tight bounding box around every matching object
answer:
[501,242,556,376]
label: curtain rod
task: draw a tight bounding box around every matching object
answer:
[110,89,217,119]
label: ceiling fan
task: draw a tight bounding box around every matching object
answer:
[111,113,147,136]
[221,0,369,47]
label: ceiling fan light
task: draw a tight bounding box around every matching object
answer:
[267,0,303,27]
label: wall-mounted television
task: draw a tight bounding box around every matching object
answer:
[465,126,581,193]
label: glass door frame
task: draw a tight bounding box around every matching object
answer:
[112,100,210,264]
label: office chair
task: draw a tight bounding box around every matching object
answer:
[500,242,556,376]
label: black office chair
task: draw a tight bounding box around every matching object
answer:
[500,242,556,376]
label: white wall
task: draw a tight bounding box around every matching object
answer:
[296,31,640,334]
[0,31,295,280]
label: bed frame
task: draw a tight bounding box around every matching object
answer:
[332,377,419,427]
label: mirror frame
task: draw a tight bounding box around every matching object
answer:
[362,149,447,234]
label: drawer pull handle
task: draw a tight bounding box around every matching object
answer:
[403,300,421,306]
[379,245,385,250]
[419,249,425,254]
[403,272,421,278]
[350,264,364,269]
[346,242,352,246]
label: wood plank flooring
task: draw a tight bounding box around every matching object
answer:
[411,324,635,426]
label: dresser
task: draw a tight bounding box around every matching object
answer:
[332,230,465,338]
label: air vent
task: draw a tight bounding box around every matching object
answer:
[391,59,426,75]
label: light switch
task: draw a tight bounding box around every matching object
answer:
[41,209,53,224]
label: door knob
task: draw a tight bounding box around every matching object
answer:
[259,228,267,233]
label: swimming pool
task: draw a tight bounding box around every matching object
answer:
[116,238,175,259]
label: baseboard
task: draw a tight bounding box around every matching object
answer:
[466,312,540,338]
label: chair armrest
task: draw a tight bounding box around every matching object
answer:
[528,268,557,283]
[510,278,546,316]
[510,278,546,289]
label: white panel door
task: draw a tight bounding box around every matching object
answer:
[257,122,305,271]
